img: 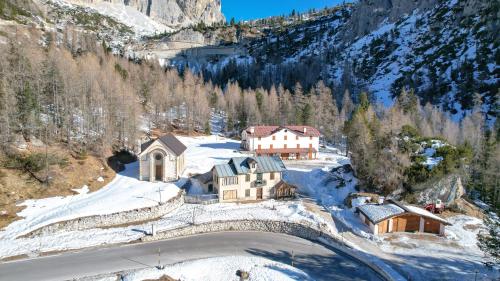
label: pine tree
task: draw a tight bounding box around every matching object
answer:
[478,216,500,263]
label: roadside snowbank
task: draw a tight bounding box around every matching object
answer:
[118,256,313,281]
[0,200,331,259]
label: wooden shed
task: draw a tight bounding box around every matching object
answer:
[356,199,451,235]
[273,181,296,200]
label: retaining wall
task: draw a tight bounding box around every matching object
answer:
[141,219,401,281]
[25,191,184,238]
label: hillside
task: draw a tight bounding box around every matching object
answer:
[152,0,498,121]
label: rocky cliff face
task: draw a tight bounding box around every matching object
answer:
[342,0,438,40]
[68,0,224,28]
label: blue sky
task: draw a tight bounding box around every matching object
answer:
[222,0,347,22]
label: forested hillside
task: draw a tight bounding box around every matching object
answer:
[0,0,498,212]
[166,0,499,122]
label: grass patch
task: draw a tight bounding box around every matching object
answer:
[0,144,115,229]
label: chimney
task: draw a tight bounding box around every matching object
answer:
[249,126,255,134]
[378,196,385,205]
[303,127,307,134]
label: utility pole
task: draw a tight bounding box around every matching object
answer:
[157,247,164,270]
[191,205,198,225]
[45,127,49,187]
[158,186,162,205]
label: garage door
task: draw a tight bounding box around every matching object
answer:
[393,215,420,232]
[223,190,237,200]
[424,219,441,234]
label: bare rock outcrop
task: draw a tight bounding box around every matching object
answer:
[67,0,224,28]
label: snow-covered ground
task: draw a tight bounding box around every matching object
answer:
[178,135,244,177]
[0,135,243,241]
[0,200,330,260]
[101,256,313,281]
[378,215,499,280]
[282,146,499,280]
[0,135,497,280]
[0,161,181,239]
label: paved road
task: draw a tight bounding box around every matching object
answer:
[0,232,383,281]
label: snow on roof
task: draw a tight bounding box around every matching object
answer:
[244,126,321,137]
[357,199,450,225]
[357,204,405,224]
[403,205,450,225]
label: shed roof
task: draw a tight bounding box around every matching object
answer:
[358,204,405,224]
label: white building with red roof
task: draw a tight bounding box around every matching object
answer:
[241,126,320,160]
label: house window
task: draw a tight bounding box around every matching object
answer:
[258,137,261,140]
[245,189,250,197]
[296,136,299,140]
[272,136,276,140]
[310,136,313,140]
[297,144,300,149]
[270,172,275,180]
[284,135,287,140]
[284,144,287,149]
[270,144,273,149]
[246,174,250,182]
[257,173,263,181]
[223,176,238,186]
[309,144,313,149]
[208,184,213,193]
[251,163,256,169]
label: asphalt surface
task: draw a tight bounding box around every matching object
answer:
[0,232,383,281]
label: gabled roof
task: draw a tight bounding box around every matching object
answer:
[140,134,187,156]
[214,156,286,177]
[214,163,238,178]
[244,126,321,138]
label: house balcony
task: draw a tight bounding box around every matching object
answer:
[252,180,267,187]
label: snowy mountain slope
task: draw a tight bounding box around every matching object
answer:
[170,0,498,120]
[61,0,224,33]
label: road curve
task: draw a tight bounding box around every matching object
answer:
[0,232,383,281]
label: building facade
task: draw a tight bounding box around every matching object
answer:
[138,134,187,182]
[211,156,287,202]
[241,126,320,160]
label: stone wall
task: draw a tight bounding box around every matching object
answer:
[25,191,184,238]
[141,220,398,281]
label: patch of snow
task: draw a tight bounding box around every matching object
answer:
[0,200,331,260]
[0,162,181,239]
[96,176,104,182]
[178,135,245,176]
[351,196,371,208]
[71,185,89,195]
[120,256,313,281]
